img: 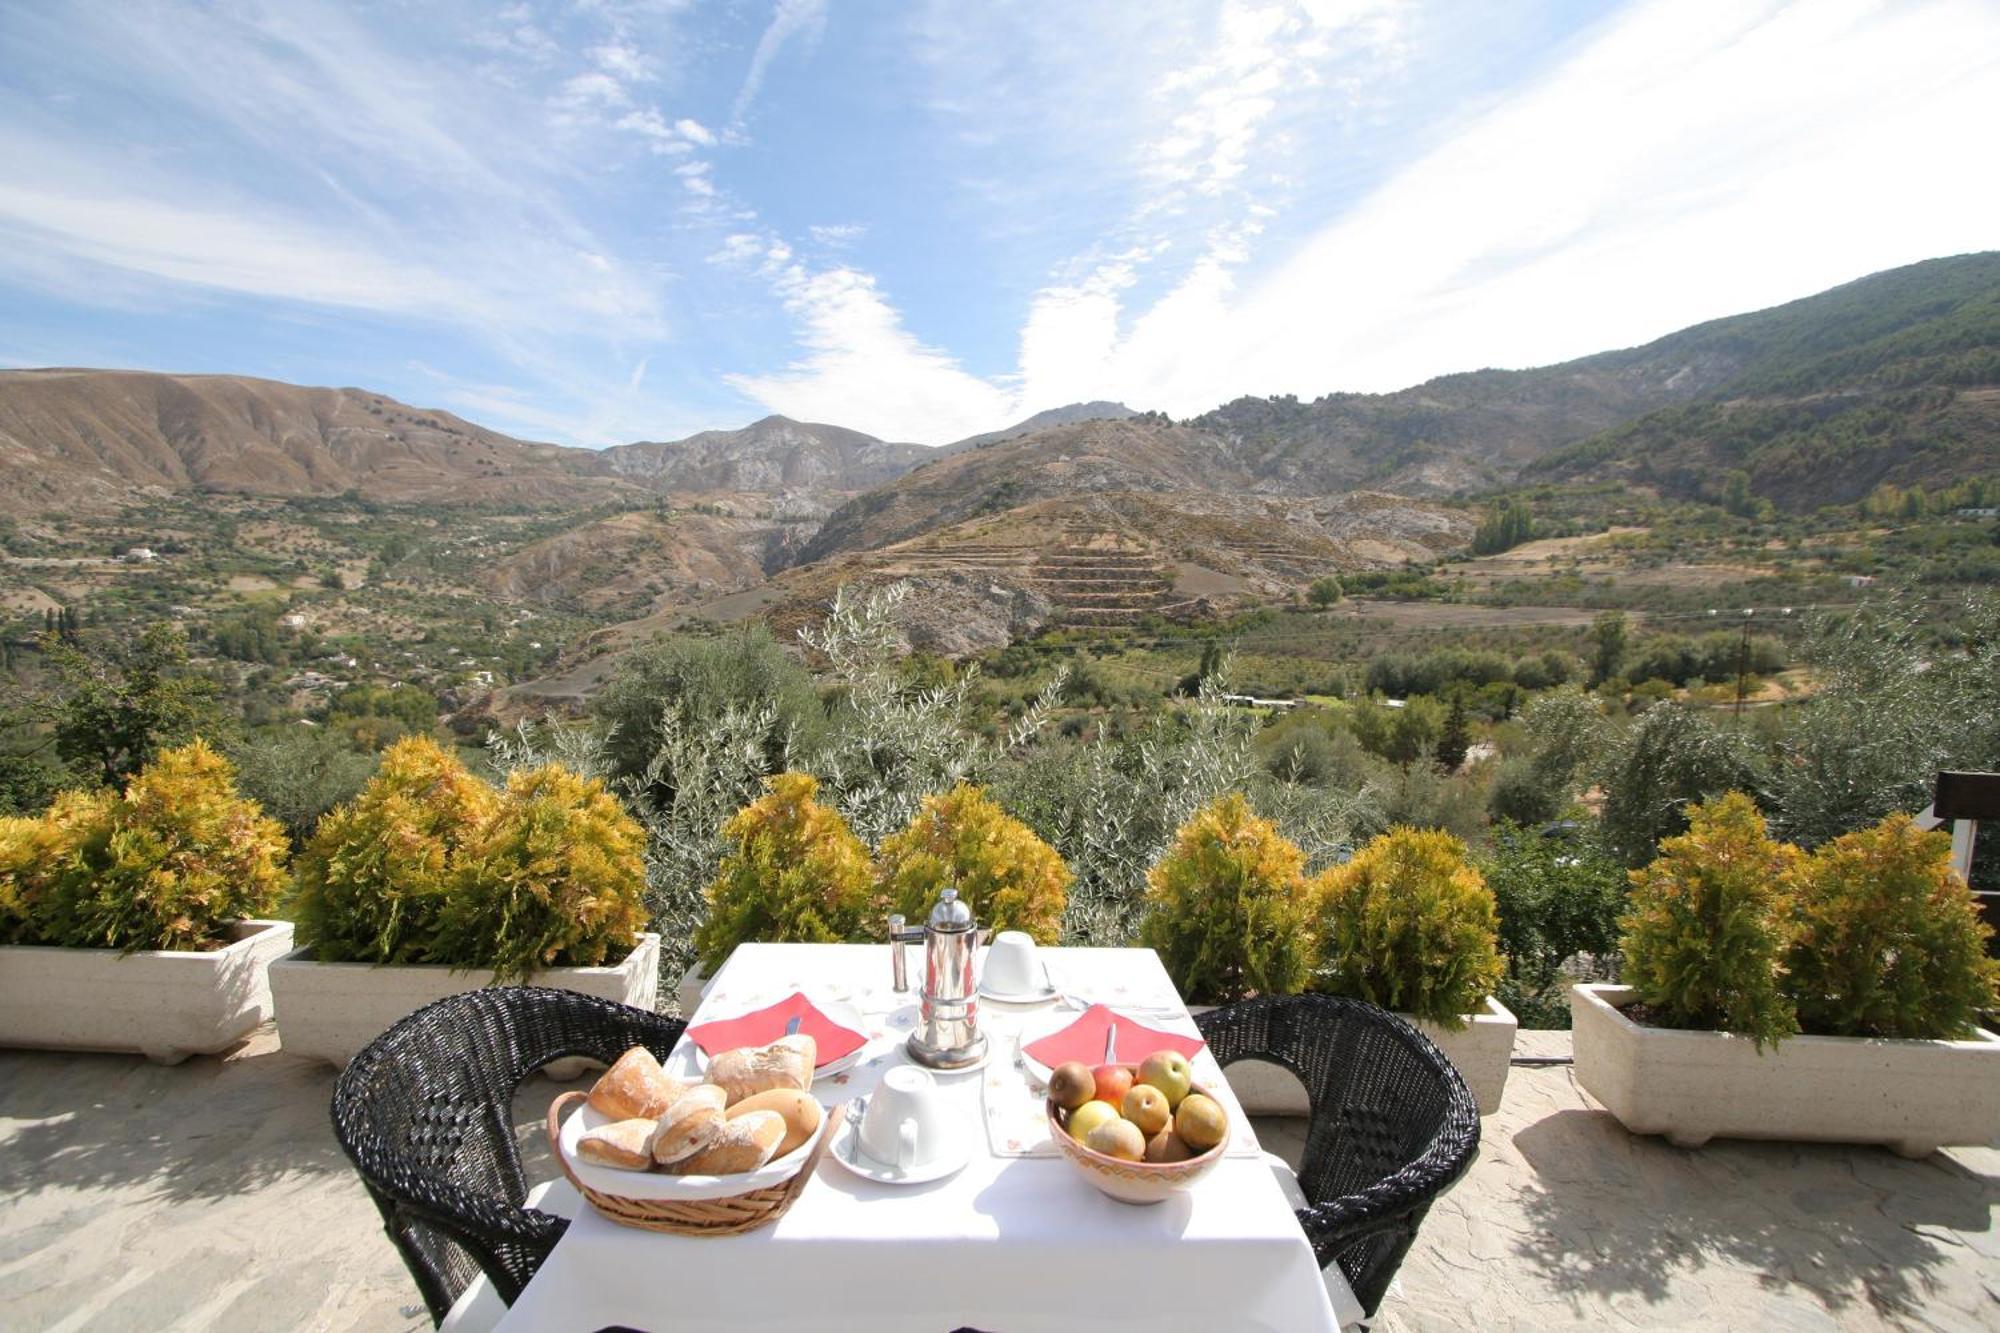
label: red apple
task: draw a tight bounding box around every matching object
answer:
[1092,1063,1134,1107]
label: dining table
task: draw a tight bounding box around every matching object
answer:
[497,943,1355,1332]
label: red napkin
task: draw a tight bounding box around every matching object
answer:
[1023,1004,1204,1070]
[686,992,867,1069]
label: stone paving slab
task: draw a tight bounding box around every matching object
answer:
[2,1027,1996,1331]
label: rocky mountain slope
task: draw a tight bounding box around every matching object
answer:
[1528,253,2000,508]
[0,369,625,511]
[1192,251,2000,506]
[599,415,930,509]
[939,401,1136,454]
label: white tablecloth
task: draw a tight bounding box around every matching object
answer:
[498,944,1342,1332]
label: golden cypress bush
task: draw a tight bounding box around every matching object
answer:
[41,741,288,952]
[292,736,497,963]
[1787,813,2000,1039]
[878,784,1070,944]
[0,792,108,944]
[694,771,875,973]
[1620,791,1800,1048]
[1314,826,1505,1028]
[440,764,649,980]
[1140,793,1315,1004]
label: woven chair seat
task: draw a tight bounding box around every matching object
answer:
[331,986,685,1326]
[1194,994,1480,1318]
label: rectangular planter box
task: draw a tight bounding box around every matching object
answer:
[1194,995,1517,1117]
[0,919,294,1064]
[269,932,660,1069]
[1571,983,2000,1157]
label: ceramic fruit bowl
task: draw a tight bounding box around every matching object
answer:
[1046,1071,1228,1206]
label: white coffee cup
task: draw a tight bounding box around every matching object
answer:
[981,929,1042,996]
[859,1066,955,1169]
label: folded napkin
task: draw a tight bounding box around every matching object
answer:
[1022,1004,1205,1071]
[686,991,867,1068]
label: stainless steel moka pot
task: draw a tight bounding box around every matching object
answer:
[888,887,988,1070]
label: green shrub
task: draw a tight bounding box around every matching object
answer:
[1487,686,1605,826]
[292,736,497,964]
[1620,792,1799,1047]
[878,784,1070,944]
[1786,813,1999,1038]
[1480,826,1626,1028]
[693,771,876,973]
[439,764,649,980]
[227,726,378,846]
[1599,703,1760,865]
[1140,793,1316,1004]
[1314,826,1505,1027]
[39,741,289,952]
[593,624,825,806]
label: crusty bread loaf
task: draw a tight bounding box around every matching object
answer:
[575,1117,656,1171]
[648,1082,727,1166]
[586,1046,687,1121]
[706,1034,816,1105]
[725,1088,823,1159]
[675,1108,787,1174]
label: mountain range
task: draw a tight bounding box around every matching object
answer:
[2,251,1996,659]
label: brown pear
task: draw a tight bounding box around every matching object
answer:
[1145,1122,1193,1163]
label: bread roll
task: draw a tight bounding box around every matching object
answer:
[575,1117,656,1171]
[586,1046,686,1121]
[707,1034,816,1105]
[648,1082,727,1166]
[726,1088,823,1159]
[675,1108,786,1174]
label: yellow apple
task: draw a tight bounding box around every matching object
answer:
[1066,1099,1119,1144]
[1136,1050,1194,1109]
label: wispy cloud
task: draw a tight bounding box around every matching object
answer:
[732,0,829,127]
[721,237,1011,440]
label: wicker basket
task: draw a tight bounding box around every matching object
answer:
[546,1090,844,1235]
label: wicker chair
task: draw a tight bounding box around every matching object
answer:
[1194,994,1481,1318]
[331,986,684,1326]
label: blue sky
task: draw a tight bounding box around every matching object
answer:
[0,1,1995,447]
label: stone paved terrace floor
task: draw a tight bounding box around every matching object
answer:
[2,1027,1996,1332]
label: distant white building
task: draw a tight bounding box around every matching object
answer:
[280,613,308,629]
[123,547,157,563]
[1847,574,1878,588]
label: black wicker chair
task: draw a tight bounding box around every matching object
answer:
[1195,994,1480,1318]
[331,986,685,1326]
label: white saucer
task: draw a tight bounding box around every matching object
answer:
[977,980,1059,1005]
[826,1110,971,1186]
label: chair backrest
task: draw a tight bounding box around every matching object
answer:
[1197,993,1479,1315]
[331,986,684,1325]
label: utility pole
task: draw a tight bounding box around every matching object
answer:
[1733,608,1753,719]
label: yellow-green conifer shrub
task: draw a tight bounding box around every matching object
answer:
[1620,791,1800,1048]
[1313,826,1504,1028]
[44,741,288,952]
[878,784,1070,944]
[0,792,107,944]
[440,764,649,981]
[1787,813,2000,1039]
[1140,793,1315,1004]
[292,736,498,964]
[694,771,875,974]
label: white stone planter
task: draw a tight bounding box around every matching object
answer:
[676,960,713,1018]
[1191,995,1517,1117]
[0,919,294,1064]
[268,932,661,1070]
[1570,983,2000,1158]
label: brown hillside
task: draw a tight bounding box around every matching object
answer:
[0,369,628,511]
